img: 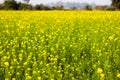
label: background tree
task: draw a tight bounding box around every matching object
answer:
[111,0,120,9]
[52,5,64,10]
[3,0,18,10]
[0,4,3,10]
[84,5,92,10]
[34,4,46,10]
[71,7,77,10]
[18,2,32,10]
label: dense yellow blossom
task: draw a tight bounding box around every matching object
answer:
[0,11,120,80]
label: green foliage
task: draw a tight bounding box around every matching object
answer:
[34,4,42,10]
[3,0,18,10]
[34,4,52,10]
[18,2,32,10]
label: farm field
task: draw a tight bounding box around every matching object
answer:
[0,11,120,80]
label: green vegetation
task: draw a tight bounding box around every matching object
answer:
[0,11,120,80]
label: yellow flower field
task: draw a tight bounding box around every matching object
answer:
[0,11,120,80]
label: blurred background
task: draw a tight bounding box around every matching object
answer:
[0,0,119,10]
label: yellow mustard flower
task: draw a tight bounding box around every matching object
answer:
[117,73,120,78]
[37,77,41,80]
[12,78,16,80]
[4,62,9,67]
[97,68,103,74]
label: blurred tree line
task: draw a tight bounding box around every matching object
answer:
[0,0,119,10]
[0,0,65,10]
[111,0,120,10]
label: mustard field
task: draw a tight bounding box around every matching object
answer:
[0,11,120,80]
